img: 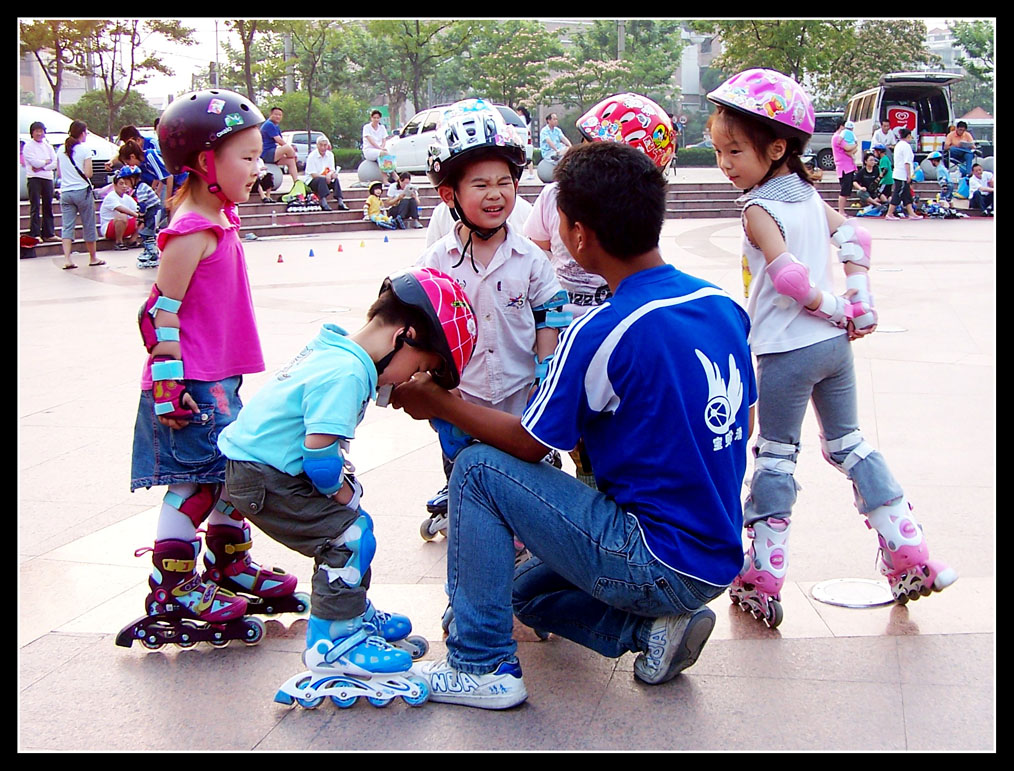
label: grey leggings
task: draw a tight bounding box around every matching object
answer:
[745,334,904,523]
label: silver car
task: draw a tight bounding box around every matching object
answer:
[806,112,844,172]
[388,103,532,174]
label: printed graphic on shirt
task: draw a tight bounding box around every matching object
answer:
[505,293,526,310]
[741,254,753,299]
[696,349,745,451]
[277,346,312,380]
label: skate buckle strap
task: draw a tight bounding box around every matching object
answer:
[754,437,798,474]
[214,499,244,521]
[161,557,197,573]
[223,539,253,555]
[323,627,372,665]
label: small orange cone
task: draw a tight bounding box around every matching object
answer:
[338,244,343,252]
[277,254,284,263]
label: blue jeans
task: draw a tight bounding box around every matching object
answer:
[444,444,727,675]
[948,147,975,177]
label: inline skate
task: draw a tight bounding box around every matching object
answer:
[728,516,790,628]
[116,538,265,650]
[202,518,309,618]
[865,499,957,603]
[363,599,429,659]
[274,614,429,709]
[420,485,449,541]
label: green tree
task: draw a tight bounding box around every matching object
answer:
[69,89,159,139]
[366,20,481,117]
[538,57,635,114]
[692,19,937,108]
[451,21,564,108]
[571,20,686,102]
[72,20,196,138]
[219,26,289,102]
[281,20,344,158]
[948,20,994,115]
[19,20,103,112]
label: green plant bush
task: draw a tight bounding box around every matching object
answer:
[674,146,717,167]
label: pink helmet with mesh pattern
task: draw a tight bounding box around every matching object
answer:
[707,68,815,140]
[576,93,676,169]
[381,268,477,389]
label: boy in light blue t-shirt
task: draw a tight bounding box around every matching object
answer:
[217,268,478,709]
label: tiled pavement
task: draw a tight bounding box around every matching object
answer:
[18,211,994,751]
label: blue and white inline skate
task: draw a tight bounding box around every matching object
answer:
[274,614,429,709]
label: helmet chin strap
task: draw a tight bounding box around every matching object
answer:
[373,331,423,379]
[449,179,517,273]
[183,151,234,206]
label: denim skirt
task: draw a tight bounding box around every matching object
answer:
[130,375,244,490]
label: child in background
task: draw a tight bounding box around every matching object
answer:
[121,90,300,651]
[416,98,565,541]
[115,164,164,268]
[365,181,399,230]
[706,68,957,628]
[217,268,477,708]
[926,151,953,203]
[100,166,141,250]
[524,92,677,488]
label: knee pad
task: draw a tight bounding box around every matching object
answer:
[318,512,376,589]
[753,437,799,475]
[821,429,874,476]
[164,483,221,528]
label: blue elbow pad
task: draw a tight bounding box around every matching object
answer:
[532,290,572,329]
[302,441,345,496]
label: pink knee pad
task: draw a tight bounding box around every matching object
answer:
[164,483,221,528]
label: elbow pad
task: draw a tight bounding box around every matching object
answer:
[768,253,820,308]
[302,441,346,497]
[532,290,572,330]
[138,284,182,353]
[831,223,872,269]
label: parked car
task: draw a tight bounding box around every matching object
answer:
[281,130,330,170]
[844,72,963,163]
[388,103,532,174]
[805,112,844,172]
[19,104,119,200]
[685,138,713,150]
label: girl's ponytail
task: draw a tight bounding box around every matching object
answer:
[64,120,87,157]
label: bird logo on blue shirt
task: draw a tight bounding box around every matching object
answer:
[696,349,744,437]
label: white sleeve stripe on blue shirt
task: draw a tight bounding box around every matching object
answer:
[584,288,729,413]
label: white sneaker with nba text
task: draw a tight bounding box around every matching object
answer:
[411,658,527,709]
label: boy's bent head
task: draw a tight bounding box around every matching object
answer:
[372,268,477,389]
[555,142,666,260]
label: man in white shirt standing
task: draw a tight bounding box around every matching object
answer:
[303,136,348,211]
[885,128,923,220]
[22,121,59,241]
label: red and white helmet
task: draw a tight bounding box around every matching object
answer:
[707,69,815,140]
[381,268,477,389]
[576,93,676,169]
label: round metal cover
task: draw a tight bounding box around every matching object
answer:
[811,578,895,608]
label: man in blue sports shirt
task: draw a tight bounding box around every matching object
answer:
[393,141,757,710]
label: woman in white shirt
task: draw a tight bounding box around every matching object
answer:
[361,110,388,162]
[57,120,104,269]
[22,121,58,241]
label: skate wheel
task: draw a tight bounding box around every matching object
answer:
[330,693,358,709]
[367,695,392,708]
[140,635,164,651]
[243,617,266,646]
[293,592,311,615]
[294,676,324,709]
[764,601,784,629]
[405,635,429,659]
[420,519,437,541]
[177,620,200,649]
[208,629,231,648]
[402,678,429,707]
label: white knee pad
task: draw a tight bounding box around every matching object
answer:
[821,429,874,475]
[753,437,799,475]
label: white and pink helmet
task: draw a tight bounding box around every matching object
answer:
[381,267,477,389]
[707,68,815,140]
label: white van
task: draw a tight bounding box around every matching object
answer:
[844,72,963,162]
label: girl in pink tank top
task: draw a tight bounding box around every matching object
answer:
[123,91,298,649]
